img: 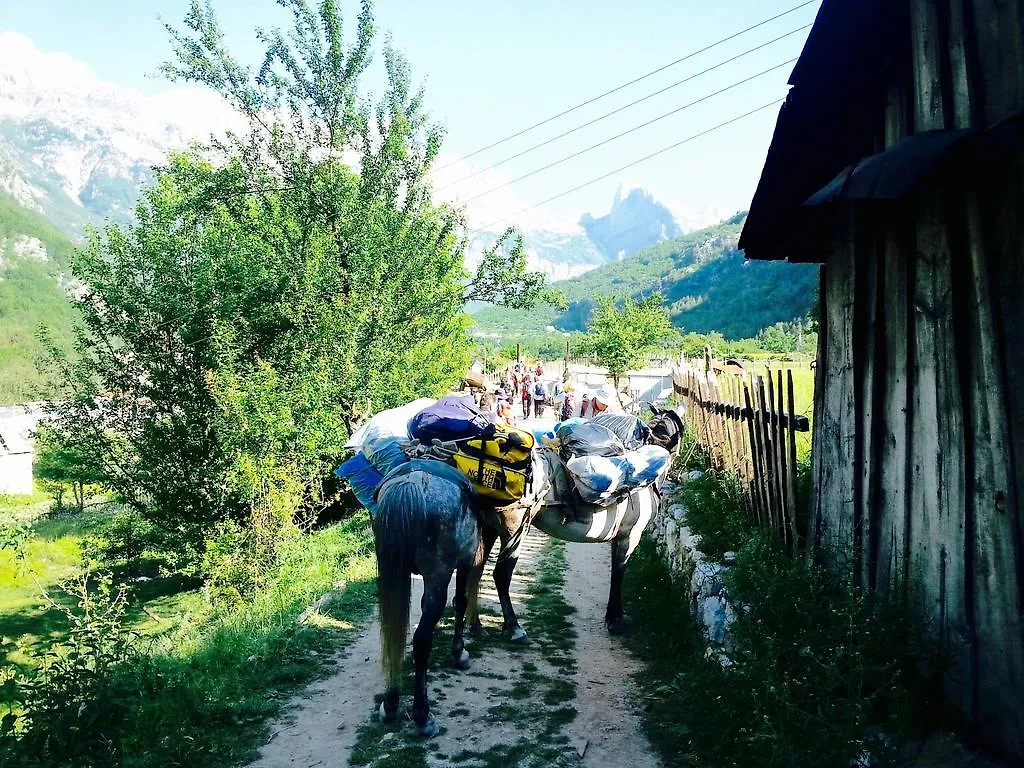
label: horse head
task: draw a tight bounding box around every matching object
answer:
[646,403,685,454]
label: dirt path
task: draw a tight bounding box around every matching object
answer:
[562,542,663,768]
[249,436,662,767]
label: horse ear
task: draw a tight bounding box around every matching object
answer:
[648,403,662,415]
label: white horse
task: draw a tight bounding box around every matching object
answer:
[466,405,684,638]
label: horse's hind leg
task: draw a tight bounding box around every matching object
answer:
[451,566,471,669]
[412,576,448,737]
[494,553,530,644]
[466,526,496,637]
[492,508,531,644]
[606,535,630,633]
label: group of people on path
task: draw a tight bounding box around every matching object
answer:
[475,360,619,425]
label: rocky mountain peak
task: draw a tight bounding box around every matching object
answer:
[579,186,683,262]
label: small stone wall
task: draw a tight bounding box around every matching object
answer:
[652,474,737,658]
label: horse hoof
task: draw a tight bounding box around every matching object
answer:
[454,648,471,670]
[416,715,439,738]
[606,615,633,635]
[510,627,533,646]
[378,701,398,723]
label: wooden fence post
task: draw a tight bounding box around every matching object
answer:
[672,361,807,548]
[786,369,800,550]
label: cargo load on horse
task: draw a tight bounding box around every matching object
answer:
[337,393,538,509]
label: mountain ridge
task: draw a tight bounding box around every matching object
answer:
[472,212,819,340]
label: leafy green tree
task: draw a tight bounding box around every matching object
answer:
[40,0,546,565]
[757,323,797,354]
[576,295,673,388]
[33,426,106,513]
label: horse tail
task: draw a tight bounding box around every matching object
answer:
[374,479,418,693]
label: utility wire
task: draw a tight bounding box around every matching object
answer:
[472,98,785,234]
[439,24,810,191]
[436,0,819,170]
[460,59,796,205]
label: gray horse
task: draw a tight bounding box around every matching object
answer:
[373,460,479,737]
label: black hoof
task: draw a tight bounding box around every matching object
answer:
[606,615,633,635]
[416,715,439,738]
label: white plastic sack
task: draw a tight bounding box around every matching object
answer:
[566,454,632,503]
[565,444,671,503]
[344,398,437,450]
[626,444,671,487]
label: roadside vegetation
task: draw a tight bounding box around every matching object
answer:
[2,495,375,768]
[623,433,945,768]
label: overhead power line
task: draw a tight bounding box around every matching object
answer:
[460,58,797,205]
[436,0,819,171]
[472,98,785,234]
[439,24,811,191]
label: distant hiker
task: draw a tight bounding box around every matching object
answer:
[561,392,575,422]
[521,377,532,418]
[496,397,513,425]
[478,393,497,415]
[580,393,590,418]
[533,379,547,418]
[535,363,544,377]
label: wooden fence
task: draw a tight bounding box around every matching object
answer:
[673,366,810,554]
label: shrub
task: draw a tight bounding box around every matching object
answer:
[678,470,750,561]
[626,533,942,768]
[628,469,944,767]
[722,534,940,765]
[1,576,138,767]
[201,520,281,605]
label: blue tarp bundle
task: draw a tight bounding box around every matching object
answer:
[335,453,384,515]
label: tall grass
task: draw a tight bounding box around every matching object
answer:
[623,470,943,768]
[1,515,376,768]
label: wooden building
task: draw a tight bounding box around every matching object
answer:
[740,0,1024,758]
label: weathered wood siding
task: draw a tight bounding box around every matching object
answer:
[810,0,1024,757]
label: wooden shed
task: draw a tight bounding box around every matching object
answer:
[740,0,1024,758]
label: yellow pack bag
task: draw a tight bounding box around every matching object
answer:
[452,424,535,504]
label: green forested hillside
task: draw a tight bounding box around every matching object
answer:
[0,192,79,403]
[473,214,819,340]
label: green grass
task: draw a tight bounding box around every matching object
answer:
[0,506,111,669]
[1,514,377,768]
[623,474,943,768]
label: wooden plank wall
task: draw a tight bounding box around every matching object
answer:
[809,0,1024,756]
